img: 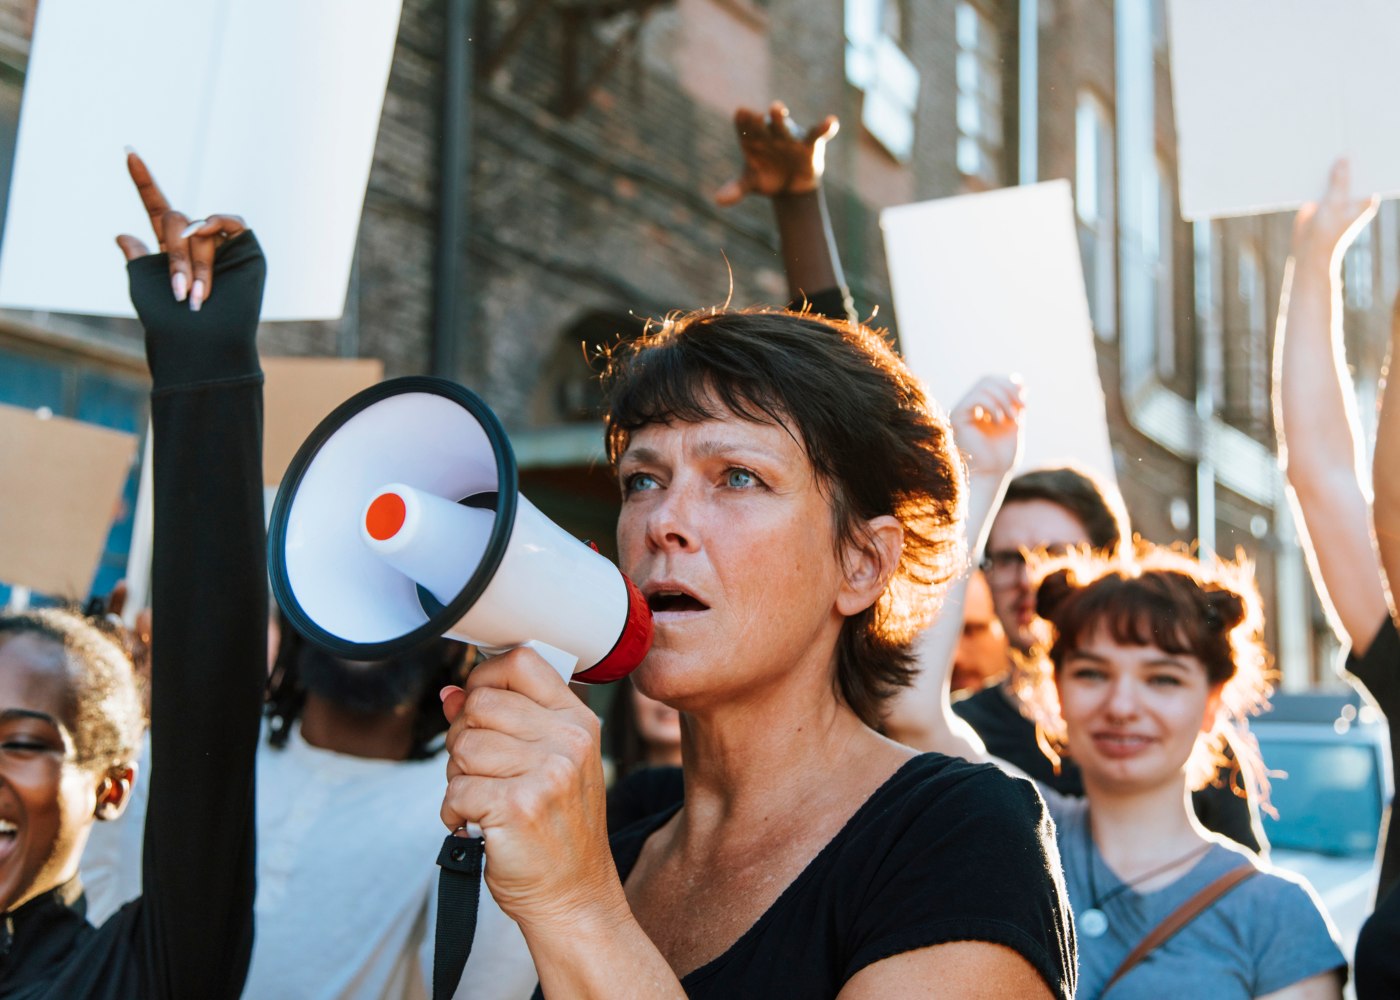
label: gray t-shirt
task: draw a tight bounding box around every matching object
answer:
[1044,793,1345,999]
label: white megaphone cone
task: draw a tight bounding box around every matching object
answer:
[359,484,492,605]
[267,376,652,684]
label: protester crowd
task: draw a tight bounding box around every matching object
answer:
[1,93,1398,1000]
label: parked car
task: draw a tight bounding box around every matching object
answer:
[1252,689,1390,962]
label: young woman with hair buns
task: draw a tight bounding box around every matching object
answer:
[1017,544,1346,999]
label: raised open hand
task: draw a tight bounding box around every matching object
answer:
[1292,159,1378,270]
[115,151,246,311]
[951,374,1025,481]
[714,101,839,206]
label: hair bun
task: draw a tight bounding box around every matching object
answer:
[1202,588,1247,632]
[1035,567,1077,623]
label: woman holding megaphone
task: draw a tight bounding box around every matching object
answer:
[438,304,1076,998]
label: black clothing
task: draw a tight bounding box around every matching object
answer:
[954,682,1265,852]
[1348,615,1400,899]
[1348,615,1400,999]
[0,882,87,991]
[552,755,1076,1000]
[955,685,1083,794]
[0,235,266,998]
[606,766,683,835]
[1357,883,1400,1000]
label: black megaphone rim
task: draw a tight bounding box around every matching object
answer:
[267,375,519,661]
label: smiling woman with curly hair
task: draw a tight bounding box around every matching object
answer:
[1014,543,1346,1000]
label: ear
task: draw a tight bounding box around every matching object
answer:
[1199,683,1225,736]
[94,765,136,822]
[836,515,904,617]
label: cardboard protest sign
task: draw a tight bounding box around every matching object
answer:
[880,180,1116,483]
[0,403,138,596]
[262,356,384,486]
[1167,0,1400,219]
[0,0,404,319]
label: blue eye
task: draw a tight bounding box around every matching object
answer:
[725,468,758,488]
[1148,674,1183,688]
[624,472,660,494]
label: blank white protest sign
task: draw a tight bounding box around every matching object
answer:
[1167,0,1400,220]
[880,180,1116,485]
[0,0,404,320]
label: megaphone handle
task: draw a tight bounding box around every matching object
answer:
[478,641,578,683]
[526,641,579,682]
[433,829,485,1000]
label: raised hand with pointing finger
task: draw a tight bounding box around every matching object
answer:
[116,150,247,312]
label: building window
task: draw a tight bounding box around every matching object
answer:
[1193,221,1224,405]
[845,0,920,161]
[1225,243,1267,427]
[1122,157,1173,383]
[1344,217,1375,311]
[1150,0,1168,51]
[1116,0,1163,389]
[1151,158,1175,378]
[530,310,645,426]
[1075,91,1116,340]
[954,1,1005,186]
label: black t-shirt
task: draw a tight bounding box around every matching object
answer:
[1349,615,1400,999]
[954,682,1264,852]
[549,754,1076,999]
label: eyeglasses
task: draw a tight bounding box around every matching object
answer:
[979,550,1029,580]
[979,544,1077,583]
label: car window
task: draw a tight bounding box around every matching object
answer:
[1256,736,1382,856]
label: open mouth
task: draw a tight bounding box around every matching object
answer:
[647,592,709,614]
[0,819,17,861]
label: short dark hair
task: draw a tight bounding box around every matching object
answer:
[265,610,469,760]
[601,307,966,728]
[1002,466,1128,554]
[0,608,144,772]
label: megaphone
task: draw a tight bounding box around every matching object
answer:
[267,376,652,683]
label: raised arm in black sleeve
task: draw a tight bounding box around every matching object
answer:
[8,234,265,1000]
[1348,616,1400,899]
[129,232,266,999]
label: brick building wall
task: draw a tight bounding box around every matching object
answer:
[0,0,1395,684]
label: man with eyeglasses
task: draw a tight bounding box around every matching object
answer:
[952,467,1266,852]
[952,468,1126,787]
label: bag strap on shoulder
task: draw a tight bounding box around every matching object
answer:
[1103,864,1258,994]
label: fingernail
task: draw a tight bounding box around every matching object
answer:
[180,220,206,239]
[171,272,188,302]
[189,279,205,312]
[440,686,457,704]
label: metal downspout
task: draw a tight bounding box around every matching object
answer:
[433,0,474,378]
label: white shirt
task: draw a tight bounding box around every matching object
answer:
[82,722,538,1000]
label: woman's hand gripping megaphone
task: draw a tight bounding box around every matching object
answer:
[438,649,629,933]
